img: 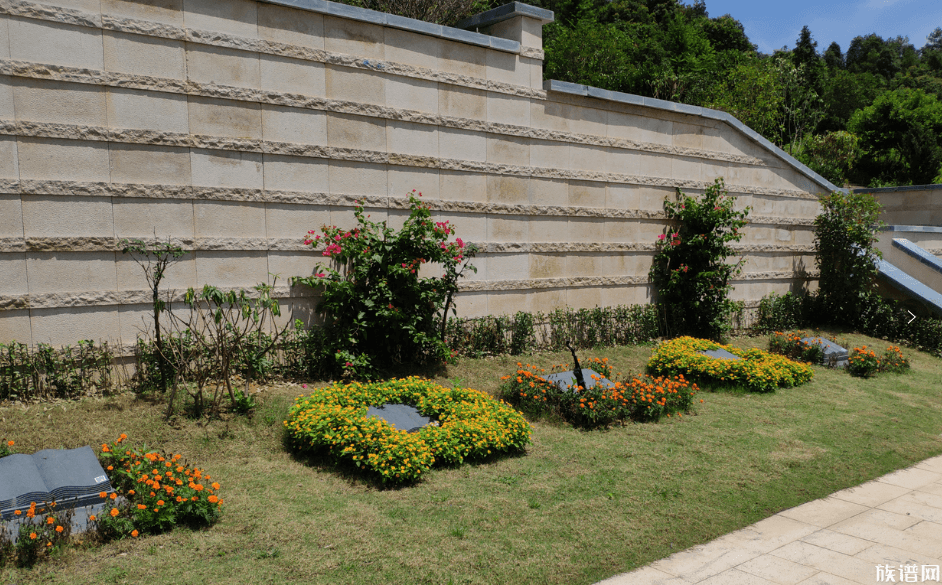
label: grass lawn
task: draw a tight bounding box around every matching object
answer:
[1,331,941,584]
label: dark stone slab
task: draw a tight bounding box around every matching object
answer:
[544,369,615,393]
[800,337,849,368]
[366,403,434,433]
[699,348,741,361]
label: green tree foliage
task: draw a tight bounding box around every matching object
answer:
[848,87,942,186]
[793,130,862,186]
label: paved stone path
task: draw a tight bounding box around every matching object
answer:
[597,454,942,585]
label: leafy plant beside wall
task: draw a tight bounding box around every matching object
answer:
[649,178,750,341]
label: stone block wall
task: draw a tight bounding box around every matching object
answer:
[0,0,836,350]
[858,185,942,228]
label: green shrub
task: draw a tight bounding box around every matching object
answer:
[847,344,910,378]
[754,292,813,333]
[647,336,814,393]
[285,377,531,485]
[0,340,114,401]
[649,178,750,341]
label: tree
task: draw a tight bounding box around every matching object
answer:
[793,131,862,186]
[823,41,844,70]
[848,87,942,185]
[701,14,754,53]
[819,69,885,133]
[847,33,902,81]
[702,55,785,141]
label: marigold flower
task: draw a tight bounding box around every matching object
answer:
[47,517,54,525]
[6,440,12,447]
[55,525,64,533]
[131,530,139,538]
[110,508,119,517]
[29,532,37,540]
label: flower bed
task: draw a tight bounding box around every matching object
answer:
[284,377,531,484]
[768,330,849,366]
[499,358,699,426]
[647,336,813,392]
[847,345,910,378]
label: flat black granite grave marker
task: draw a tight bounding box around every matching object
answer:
[800,337,849,368]
[366,404,434,433]
[699,348,741,361]
[0,446,115,540]
[544,369,616,393]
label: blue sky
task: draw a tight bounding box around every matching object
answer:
[699,0,942,54]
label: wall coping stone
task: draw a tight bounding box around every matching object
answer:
[877,258,942,317]
[543,79,840,195]
[258,0,541,54]
[456,2,554,30]
[882,225,942,233]
[854,184,942,194]
[892,238,942,275]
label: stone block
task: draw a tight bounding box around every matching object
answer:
[116,254,195,292]
[435,211,485,242]
[193,200,266,238]
[0,18,7,60]
[750,194,776,215]
[452,291,487,318]
[529,178,568,207]
[387,120,437,158]
[102,0,184,26]
[260,53,325,96]
[702,123,732,153]
[0,194,22,237]
[272,295,321,329]
[0,78,11,120]
[606,184,638,211]
[30,306,122,347]
[701,160,728,183]
[258,2,324,50]
[0,309,32,346]
[0,253,27,296]
[109,143,192,186]
[531,100,571,133]
[439,127,485,162]
[530,289,567,313]
[529,140,569,172]
[607,148,641,175]
[603,217,636,243]
[327,112,387,151]
[26,252,117,294]
[17,138,110,182]
[636,219,669,243]
[567,105,607,138]
[637,152,672,179]
[323,15,384,60]
[106,88,189,134]
[439,86,486,121]
[487,93,529,127]
[265,203,329,239]
[386,76,438,115]
[116,303,159,343]
[9,17,103,70]
[113,198,195,238]
[529,253,564,279]
[439,38,485,79]
[570,144,607,174]
[487,135,529,167]
[568,217,605,244]
[609,111,672,145]
[194,250,269,287]
[486,290,530,315]
[384,28,440,71]
[388,166,439,199]
[262,105,327,147]
[569,181,605,209]
[0,136,18,180]
[13,78,107,127]
[528,215,566,242]
[328,160,387,195]
[186,43,260,89]
[487,215,527,242]
[21,195,113,238]
[187,95,261,139]
[267,251,323,282]
[103,31,186,80]
[381,207,410,231]
[486,50,527,88]
[190,149,263,188]
[673,156,702,182]
[567,286,601,311]
[487,175,529,205]
[439,170,486,202]
[183,0,258,38]
[263,154,329,193]
[673,122,704,149]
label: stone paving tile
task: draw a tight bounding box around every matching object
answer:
[696,567,780,584]
[830,480,911,508]
[854,542,942,569]
[795,571,864,585]
[878,492,942,524]
[846,508,921,530]
[714,516,821,555]
[829,514,942,559]
[769,541,877,584]
[877,467,942,490]
[778,497,871,529]
[735,554,820,584]
[916,483,942,497]
[650,540,763,582]
[594,566,693,585]
[915,455,942,475]
[799,529,874,556]
[903,518,942,547]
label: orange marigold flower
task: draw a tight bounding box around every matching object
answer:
[157,500,165,506]
[14,510,21,516]
[131,530,139,538]
[29,532,37,540]
[211,482,220,490]
[89,515,96,521]
[208,495,218,504]
[110,508,119,517]
[176,496,183,503]
[6,440,12,447]
[99,491,107,499]
[110,493,117,500]
[107,465,113,471]
[128,490,135,496]
[55,526,64,533]
[137,504,147,510]
[47,517,54,525]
